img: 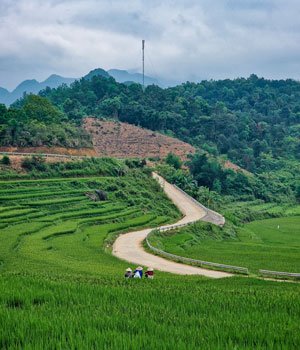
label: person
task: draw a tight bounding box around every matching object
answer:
[124,268,133,278]
[145,267,154,279]
[133,266,143,278]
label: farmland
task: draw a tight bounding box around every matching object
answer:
[0,170,299,349]
[0,170,180,276]
[148,207,300,274]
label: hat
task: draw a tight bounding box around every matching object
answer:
[136,266,143,271]
[147,267,153,271]
[126,268,132,272]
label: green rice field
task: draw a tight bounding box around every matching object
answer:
[0,172,299,349]
[148,213,300,274]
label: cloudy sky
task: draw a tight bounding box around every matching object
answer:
[1,0,300,90]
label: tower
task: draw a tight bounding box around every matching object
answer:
[142,39,145,89]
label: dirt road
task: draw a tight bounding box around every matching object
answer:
[112,173,232,278]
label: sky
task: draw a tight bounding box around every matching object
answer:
[1,0,300,90]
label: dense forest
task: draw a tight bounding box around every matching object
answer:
[0,73,299,203]
[0,95,91,148]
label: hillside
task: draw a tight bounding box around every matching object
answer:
[43,74,300,172]
[83,118,195,159]
[2,74,299,202]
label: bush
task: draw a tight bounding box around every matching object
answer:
[125,159,147,168]
[165,153,182,169]
[1,155,11,165]
[21,156,47,172]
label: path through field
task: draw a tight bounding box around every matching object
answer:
[113,173,232,278]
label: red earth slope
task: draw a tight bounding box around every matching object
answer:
[83,117,195,160]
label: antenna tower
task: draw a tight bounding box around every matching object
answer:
[142,39,145,89]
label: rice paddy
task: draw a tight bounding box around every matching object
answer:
[0,172,299,349]
[148,211,300,274]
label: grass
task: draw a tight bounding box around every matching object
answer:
[0,171,299,349]
[0,274,299,350]
[148,213,300,274]
[0,171,180,277]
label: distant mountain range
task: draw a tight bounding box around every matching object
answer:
[0,69,160,106]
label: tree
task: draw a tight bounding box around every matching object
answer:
[97,97,121,118]
[165,153,182,169]
[23,95,64,123]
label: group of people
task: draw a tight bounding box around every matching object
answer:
[124,266,154,279]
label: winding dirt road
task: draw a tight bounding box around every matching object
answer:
[112,173,232,278]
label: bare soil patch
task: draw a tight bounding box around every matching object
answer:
[83,117,195,160]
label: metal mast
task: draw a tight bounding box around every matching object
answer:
[142,39,145,89]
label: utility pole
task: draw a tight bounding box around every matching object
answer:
[142,39,145,90]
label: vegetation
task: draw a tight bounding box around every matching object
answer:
[0,170,179,278]
[0,155,10,165]
[1,274,299,349]
[148,213,300,274]
[0,95,91,147]
[41,74,300,171]
[165,152,182,170]
[35,74,300,203]
[2,74,299,203]
[0,169,299,349]
[157,152,299,211]
[0,156,130,180]
[1,73,300,348]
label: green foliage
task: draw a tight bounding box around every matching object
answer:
[1,157,130,180]
[149,214,300,273]
[3,75,299,203]
[0,172,299,349]
[165,152,182,169]
[22,95,64,123]
[42,75,300,169]
[125,158,147,168]
[36,74,299,202]
[21,156,47,171]
[1,155,10,165]
[0,96,91,148]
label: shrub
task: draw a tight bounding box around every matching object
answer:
[21,156,47,171]
[165,153,182,170]
[1,155,11,165]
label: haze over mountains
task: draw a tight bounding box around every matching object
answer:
[0,68,159,106]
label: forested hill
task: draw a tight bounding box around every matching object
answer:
[37,74,299,172]
[0,73,299,203]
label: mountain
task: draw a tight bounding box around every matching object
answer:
[0,87,9,102]
[83,68,110,80]
[42,74,76,88]
[0,75,76,106]
[107,69,158,85]
[0,68,161,106]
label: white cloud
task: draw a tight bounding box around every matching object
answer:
[0,0,300,89]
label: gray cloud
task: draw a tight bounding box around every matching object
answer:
[1,0,300,90]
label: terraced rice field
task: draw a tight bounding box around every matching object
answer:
[0,173,179,276]
[0,173,299,349]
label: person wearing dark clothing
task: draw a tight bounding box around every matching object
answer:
[145,267,154,279]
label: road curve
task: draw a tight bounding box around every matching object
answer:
[112,173,232,278]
